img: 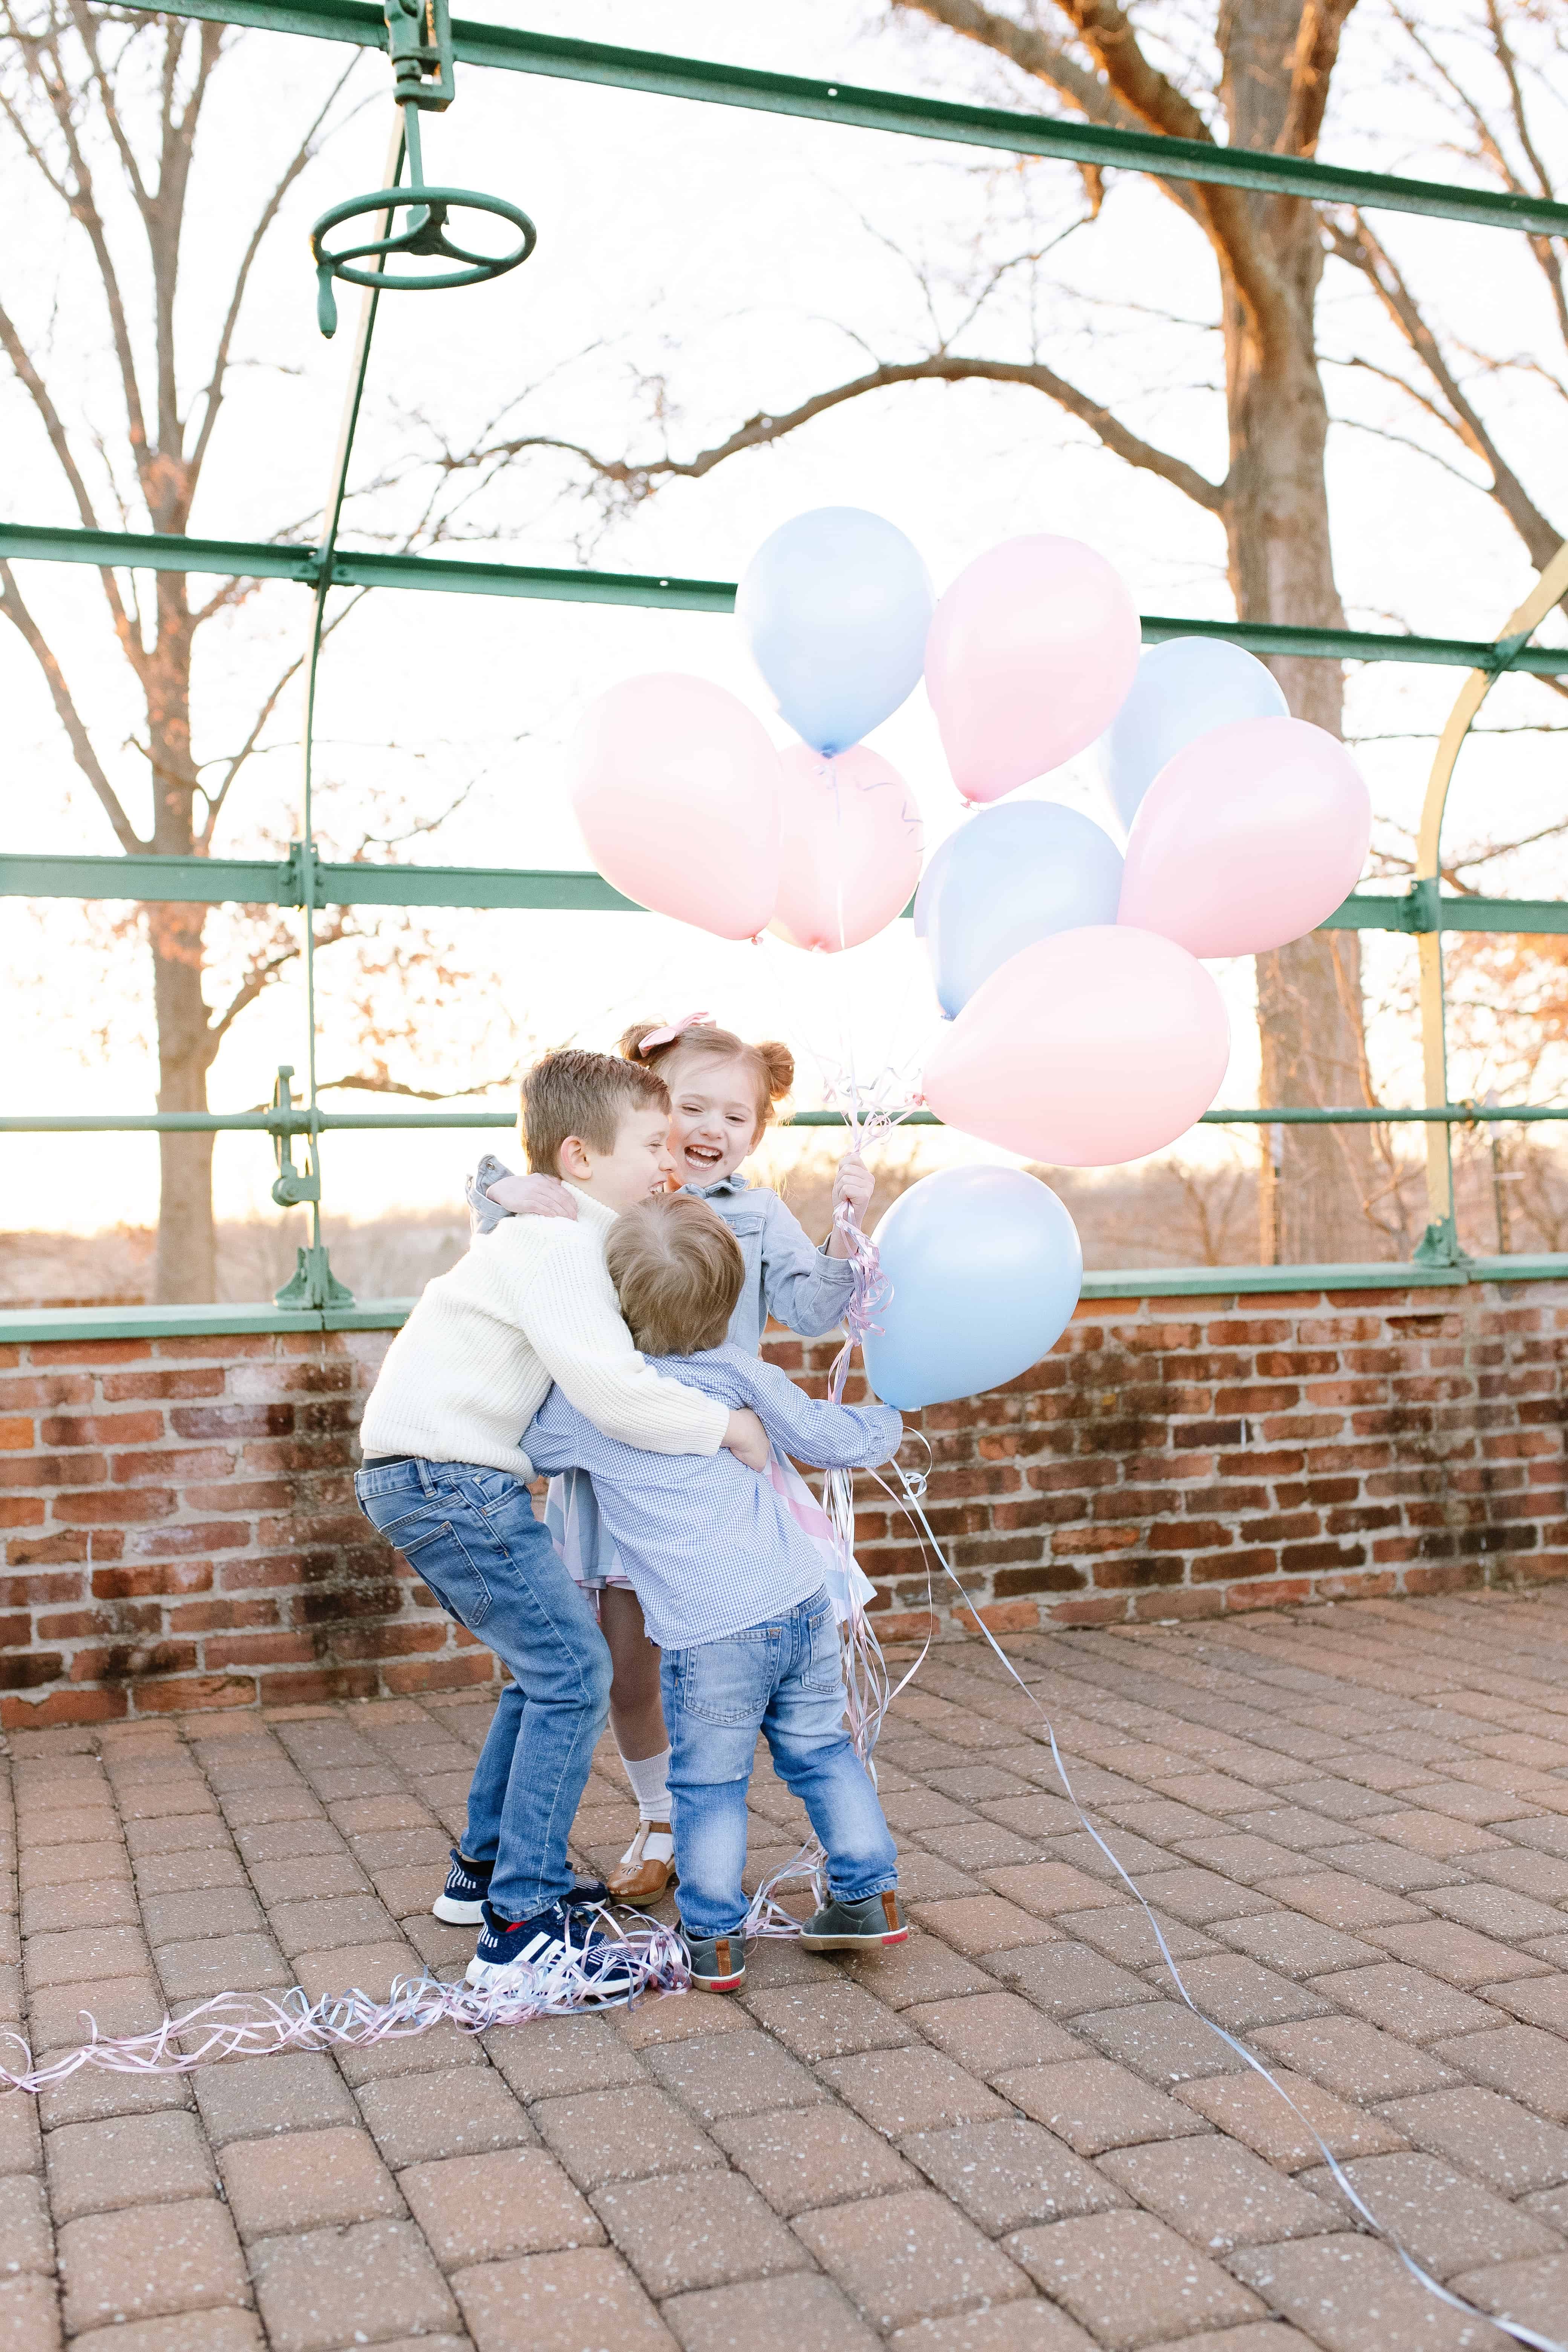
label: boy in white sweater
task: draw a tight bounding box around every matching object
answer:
[355,1049,769,1992]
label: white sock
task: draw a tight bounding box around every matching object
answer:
[621,1746,671,1823]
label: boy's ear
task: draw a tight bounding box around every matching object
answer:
[557,1135,593,1181]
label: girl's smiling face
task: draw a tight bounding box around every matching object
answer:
[663,1050,764,1189]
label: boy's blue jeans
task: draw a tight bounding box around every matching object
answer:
[661,1582,898,1939]
[354,1458,610,1920]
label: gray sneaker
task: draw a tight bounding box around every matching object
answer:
[680,1926,746,1993]
[800,1890,907,1951]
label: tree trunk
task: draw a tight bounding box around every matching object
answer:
[145,590,219,1303]
[150,903,218,1303]
[1219,0,1385,1263]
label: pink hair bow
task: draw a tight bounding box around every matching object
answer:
[637,1011,713,1055]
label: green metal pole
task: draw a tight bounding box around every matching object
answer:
[276,117,407,1311]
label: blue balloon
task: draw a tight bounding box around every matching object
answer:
[914,801,1123,1020]
[736,507,934,754]
[864,1166,1083,1412]
[1099,636,1289,830]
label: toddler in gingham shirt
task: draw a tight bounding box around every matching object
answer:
[524,1190,909,1993]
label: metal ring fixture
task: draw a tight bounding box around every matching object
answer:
[310,184,536,338]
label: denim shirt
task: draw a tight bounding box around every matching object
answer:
[466,1156,856,1351]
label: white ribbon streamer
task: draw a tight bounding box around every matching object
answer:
[0,1911,688,2097]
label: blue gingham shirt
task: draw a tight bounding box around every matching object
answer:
[523,1344,901,1650]
[467,1158,856,1350]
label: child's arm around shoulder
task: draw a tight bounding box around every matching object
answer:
[733,1349,902,1471]
[495,1219,733,1458]
[466,1154,576,1234]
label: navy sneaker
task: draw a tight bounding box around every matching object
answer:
[433,1848,492,1925]
[437,1852,608,1928]
[466,1898,637,2000]
[563,1878,611,1908]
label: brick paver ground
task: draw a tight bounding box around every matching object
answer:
[5,1588,1568,2350]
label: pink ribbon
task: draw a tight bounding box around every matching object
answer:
[637,1011,713,1055]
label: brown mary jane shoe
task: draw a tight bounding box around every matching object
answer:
[607,1821,676,1908]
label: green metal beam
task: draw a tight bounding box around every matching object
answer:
[0,851,638,913]
[0,523,734,616]
[5,522,1567,674]
[3,854,1564,939]
[10,1245,1568,1343]
[2,1101,1563,1136]
[146,1,1568,239]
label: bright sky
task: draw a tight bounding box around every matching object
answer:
[3,0,1566,1236]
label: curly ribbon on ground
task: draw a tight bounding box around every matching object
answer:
[0,1913,688,2098]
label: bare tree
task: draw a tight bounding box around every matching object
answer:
[436,0,1568,1263]
[0,4,365,1298]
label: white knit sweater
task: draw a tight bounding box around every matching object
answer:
[359,1187,729,1478]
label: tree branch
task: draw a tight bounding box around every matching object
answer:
[1387,0,1568,353]
[1326,211,1567,576]
[315,1070,516,1102]
[1483,0,1568,351]
[205,942,301,1049]
[0,291,145,677]
[194,587,371,850]
[206,910,355,1050]
[12,11,153,492]
[893,0,1291,348]
[65,0,151,210]
[1279,0,1361,161]
[188,57,363,484]
[448,354,1223,515]
[0,559,146,852]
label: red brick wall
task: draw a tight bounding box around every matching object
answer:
[3,1280,1564,1727]
[0,1329,489,1730]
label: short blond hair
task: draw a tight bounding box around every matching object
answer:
[605,1194,744,1358]
[522,1049,669,1176]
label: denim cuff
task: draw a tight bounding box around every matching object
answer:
[828,1871,900,1904]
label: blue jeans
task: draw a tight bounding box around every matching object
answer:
[354,1458,610,1919]
[661,1583,898,1939]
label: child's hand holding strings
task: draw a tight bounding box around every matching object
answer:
[488,1172,577,1220]
[827,1151,874,1258]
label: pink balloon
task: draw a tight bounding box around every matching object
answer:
[925,536,1141,803]
[1118,716,1372,957]
[570,674,781,941]
[768,746,925,953]
[922,925,1230,1166]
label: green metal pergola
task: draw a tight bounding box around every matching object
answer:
[5,0,1567,1336]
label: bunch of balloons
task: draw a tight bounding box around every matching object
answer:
[918,623,1372,1164]
[571,508,929,950]
[569,508,1372,1408]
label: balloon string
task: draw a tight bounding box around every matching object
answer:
[873,1462,1566,2352]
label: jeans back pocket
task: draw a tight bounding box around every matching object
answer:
[674,1629,778,1727]
[358,1491,494,1631]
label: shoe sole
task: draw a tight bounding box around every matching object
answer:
[605,1879,677,1912]
[433,1894,486,1925]
[689,1968,746,1993]
[799,1925,910,1952]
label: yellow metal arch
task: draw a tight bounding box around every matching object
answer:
[1418,541,1568,1248]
